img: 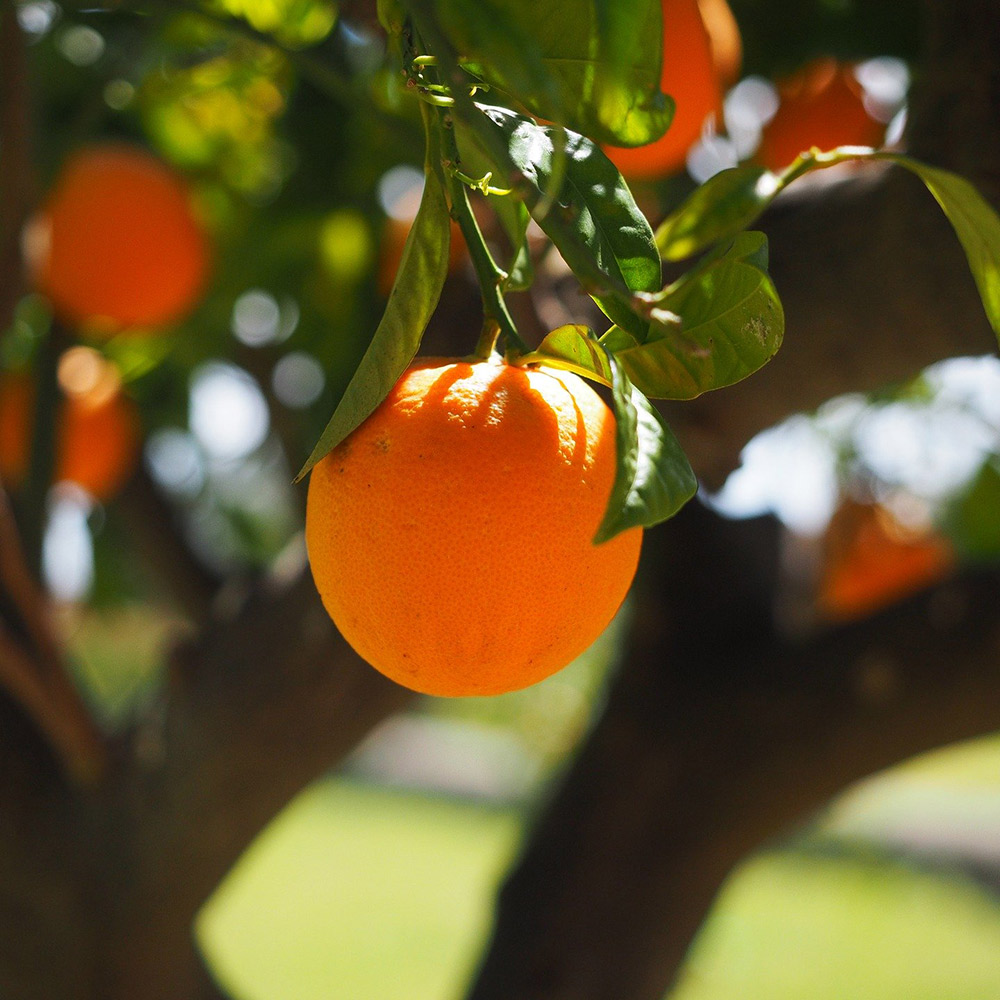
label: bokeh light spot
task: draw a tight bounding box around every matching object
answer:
[272,352,325,409]
[189,362,269,461]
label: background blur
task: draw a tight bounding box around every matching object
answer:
[4,0,1000,997]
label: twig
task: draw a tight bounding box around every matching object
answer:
[0,0,34,330]
[0,485,107,782]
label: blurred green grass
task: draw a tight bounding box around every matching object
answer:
[672,851,1000,1000]
[197,780,524,1000]
[198,737,1000,1000]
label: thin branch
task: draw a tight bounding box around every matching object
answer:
[0,485,60,667]
[0,0,34,330]
[0,484,107,782]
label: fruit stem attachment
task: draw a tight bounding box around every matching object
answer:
[473,319,501,360]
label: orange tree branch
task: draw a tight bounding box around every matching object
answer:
[90,570,413,999]
[0,486,106,781]
[0,0,34,329]
[465,503,1000,1000]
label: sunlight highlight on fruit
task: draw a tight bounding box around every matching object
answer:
[306,357,643,697]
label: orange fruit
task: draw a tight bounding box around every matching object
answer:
[0,348,140,501]
[605,0,738,180]
[377,216,465,297]
[698,0,742,88]
[817,499,953,622]
[29,145,210,334]
[306,357,643,697]
[757,59,886,171]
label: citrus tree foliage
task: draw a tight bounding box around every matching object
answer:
[7,0,1000,563]
[293,0,1000,544]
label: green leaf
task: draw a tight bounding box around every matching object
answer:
[376,0,406,33]
[655,165,781,261]
[521,324,615,384]
[453,120,534,290]
[435,0,564,131]
[654,149,1000,343]
[608,232,784,399]
[519,324,696,540]
[477,103,660,338]
[595,349,698,543]
[436,0,670,147]
[946,457,1000,561]
[891,157,1000,341]
[296,166,451,480]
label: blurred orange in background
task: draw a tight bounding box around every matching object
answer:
[757,58,886,171]
[606,0,740,180]
[29,144,210,335]
[0,347,140,501]
[377,215,465,298]
[817,499,954,622]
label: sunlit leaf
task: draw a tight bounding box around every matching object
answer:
[208,0,337,47]
[596,348,698,543]
[437,0,670,147]
[606,232,784,399]
[655,149,1000,343]
[296,165,451,479]
[522,324,615,385]
[656,165,780,261]
[896,157,1000,341]
[476,104,660,338]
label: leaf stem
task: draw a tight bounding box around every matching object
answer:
[428,102,526,356]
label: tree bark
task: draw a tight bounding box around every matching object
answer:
[0,0,999,997]
[464,3,1000,996]
[466,502,1000,1000]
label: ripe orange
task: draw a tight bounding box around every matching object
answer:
[756,59,886,171]
[817,500,953,622]
[306,357,643,697]
[605,0,739,180]
[0,348,140,501]
[29,145,210,334]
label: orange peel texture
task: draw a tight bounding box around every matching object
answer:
[306,357,643,697]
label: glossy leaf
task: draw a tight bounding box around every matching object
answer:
[896,157,1000,341]
[477,103,660,338]
[656,165,780,261]
[520,324,615,384]
[606,232,784,399]
[296,167,451,479]
[437,0,670,147]
[654,149,1000,342]
[595,348,698,543]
